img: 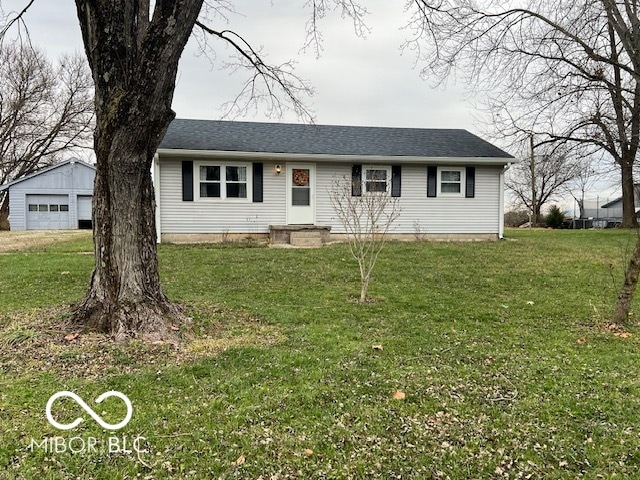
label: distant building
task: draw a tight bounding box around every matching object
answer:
[0,159,95,230]
[577,184,640,228]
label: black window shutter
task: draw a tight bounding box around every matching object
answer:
[391,165,401,197]
[427,166,437,197]
[465,166,476,198]
[352,164,362,196]
[253,163,263,202]
[182,161,193,201]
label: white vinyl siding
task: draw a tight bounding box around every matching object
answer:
[316,163,502,235]
[7,188,26,230]
[158,158,503,236]
[159,159,286,233]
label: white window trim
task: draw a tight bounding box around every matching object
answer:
[437,167,465,197]
[363,166,392,195]
[194,161,252,202]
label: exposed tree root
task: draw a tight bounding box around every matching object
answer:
[71,295,185,343]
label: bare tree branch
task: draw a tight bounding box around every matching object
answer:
[0,42,94,220]
[0,0,35,44]
[195,20,316,122]
[301,0,370,58]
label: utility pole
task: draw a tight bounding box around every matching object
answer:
[530,134,537,227]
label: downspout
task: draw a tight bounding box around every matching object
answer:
[499,163,512,239]
[152,153,161,243]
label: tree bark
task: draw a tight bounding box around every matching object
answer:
[0,194,9,229]
[72,116,180,341]
[620,157,638,228]
[71,0,204,341]
[612,233,640,324]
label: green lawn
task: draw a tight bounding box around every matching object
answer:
[1,229,639,479]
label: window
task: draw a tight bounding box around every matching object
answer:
[197,163,249,200]
[438,168,464,196]
[28,204,37,212]
[225,166,247,198]
[50,205,59,212]
[38,204,48,212]
[364,167,390,193]
[199,165,221,198]
[60,205,69,212]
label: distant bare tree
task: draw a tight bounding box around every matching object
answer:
[506,144,583,224]
[0,42,93,225]
[405,0,640,229]
[330,175,400,302]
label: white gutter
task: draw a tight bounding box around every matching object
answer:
[156,148,514,166]
[499,162,512,239]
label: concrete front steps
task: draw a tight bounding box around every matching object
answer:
[269,225,331,247]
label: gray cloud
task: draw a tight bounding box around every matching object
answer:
[7,0,481,132]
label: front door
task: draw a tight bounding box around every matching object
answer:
[286,164,315,224]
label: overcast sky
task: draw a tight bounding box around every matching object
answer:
[5,0,481,131]
[2,0,623,201]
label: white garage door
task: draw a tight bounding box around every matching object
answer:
[77,195,92,229]
[26,194,70,230]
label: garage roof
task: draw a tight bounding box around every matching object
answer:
[0,159,95,192]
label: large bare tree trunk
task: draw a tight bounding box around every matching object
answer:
[71,0,204,340]
[72,115,180,341]
[621,159,638,228]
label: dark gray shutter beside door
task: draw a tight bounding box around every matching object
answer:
[182,161,194,201]
[391,165,401,197]
[253,163,263,202]
[427,166,437,197]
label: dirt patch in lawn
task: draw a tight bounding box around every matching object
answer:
[0,230,92,253]
[0,303,284,379]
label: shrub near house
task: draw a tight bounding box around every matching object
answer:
[546,205,565,229]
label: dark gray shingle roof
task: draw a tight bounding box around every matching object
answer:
[159,119,513,159]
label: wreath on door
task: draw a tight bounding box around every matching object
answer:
[293,169,309,186]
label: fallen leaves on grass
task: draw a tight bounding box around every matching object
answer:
[604,323,635,339]
[392,390,406,400]
[0,303,285,379]
[372,344,383,351]
[235,455,246,465]
[613,332,633,339]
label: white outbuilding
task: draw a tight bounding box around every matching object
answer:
[0,159,95,230]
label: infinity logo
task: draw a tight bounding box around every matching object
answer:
[45,391,133,431]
